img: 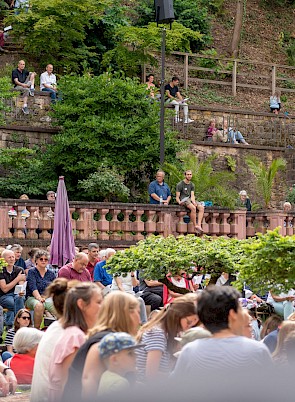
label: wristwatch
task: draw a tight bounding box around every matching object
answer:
[1,367,10,375]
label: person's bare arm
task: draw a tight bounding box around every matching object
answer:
[0,273,26,293]
[166,89,174,99]
[144,279,163,287]
[176,91,183,101]
[59,350,78,394]
[131,272,139,287]
[176,191,181,205]
[82,342,106,399]
[13,78,29,88]
[145,350,163,378]
[190,191,197,206]
[114,276,124,292]
[150,193,162,203]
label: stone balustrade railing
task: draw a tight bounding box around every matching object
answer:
[246,211,295,237]
[0,200,294,250]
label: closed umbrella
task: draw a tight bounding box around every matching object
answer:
[50,176,76,267]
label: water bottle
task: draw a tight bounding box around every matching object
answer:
[159,196,163,205]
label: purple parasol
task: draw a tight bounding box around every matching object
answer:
[50,176,76,267]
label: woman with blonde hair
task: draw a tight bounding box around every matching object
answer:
[136,295,198,381]
[272,320,295,367]
[63,291,141,402]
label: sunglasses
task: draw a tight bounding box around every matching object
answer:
[20,316,30,320]
[39,258,49,261]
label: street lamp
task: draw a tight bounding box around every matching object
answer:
[155,0,175,164]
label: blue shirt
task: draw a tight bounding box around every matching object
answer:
[93,260,112,286]
[148,180,171,204]
[26,267,56,298]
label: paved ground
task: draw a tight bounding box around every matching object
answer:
[2,392,30,401]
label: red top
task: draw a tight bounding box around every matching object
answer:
[9,354,35,384]
[58,263,91,282]
[86,258,100,281]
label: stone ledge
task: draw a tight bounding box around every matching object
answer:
[191,141,287,151]
[10,89,51,97]
[0,125,59,133]
[166,103,294,119]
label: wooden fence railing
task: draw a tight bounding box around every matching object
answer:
[144,52,295,96]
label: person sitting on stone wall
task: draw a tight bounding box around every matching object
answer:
[12,59,36,115]
[40,64,60,104]
[223,120,249,145]
[165,76,194,124]
[206,119,227,142]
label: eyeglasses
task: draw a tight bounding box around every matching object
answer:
[20,316,30,320]
[39,258,49,261]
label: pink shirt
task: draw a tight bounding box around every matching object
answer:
[48,326,86,402]
[58,263,91,282]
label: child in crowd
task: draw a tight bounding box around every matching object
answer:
[97,332,144,396]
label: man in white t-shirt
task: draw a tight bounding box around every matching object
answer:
[40,64,59,103]
[171,286,272,380]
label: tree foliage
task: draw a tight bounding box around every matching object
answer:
[78,166,130,202]
[5,0,109,71]
[238,229,295,294]
[245,156,286,208]
[163,151,237,208]
[0,77,14,125]
[107,229,295,294]
[0,73,183,200]
[102,22,203,75]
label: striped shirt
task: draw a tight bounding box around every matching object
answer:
[172,336,272,378]
[136,327,170,381]
[5,328,16,353]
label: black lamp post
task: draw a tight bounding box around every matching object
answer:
[155,0,175,165]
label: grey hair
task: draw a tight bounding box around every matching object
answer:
[88,243,99,251]
[106,248,116,258]
[1,249,15,259]
[74,252,88,261]
[34,249,50,261]
[99,249,107,259]
[10,244,23,252]
[13,327,43,354]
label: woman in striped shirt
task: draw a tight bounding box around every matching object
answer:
[136,295,198,381]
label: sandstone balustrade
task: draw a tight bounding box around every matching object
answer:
[0,199,293,251]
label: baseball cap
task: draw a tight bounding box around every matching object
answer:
[98,332,145,360]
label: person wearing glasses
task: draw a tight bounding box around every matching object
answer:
[58,253,91,282]
[3,308,32,359]
[26,250,56,329]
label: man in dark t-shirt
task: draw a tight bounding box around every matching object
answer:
[12,59,36,115]
[176,169,205,234]
[165,76,194,124]
[0,249,26,329]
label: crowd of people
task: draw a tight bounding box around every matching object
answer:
[0,240,294,399]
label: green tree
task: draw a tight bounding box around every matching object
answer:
[238,229,295,294]
[245,156,286,208]
[163,151,237,208]
[43,72,181,200]
[0,77,15,126]
[5,0,109,71]
[107,234,244,292]
[78,166,130,202]
[102,22,203,76]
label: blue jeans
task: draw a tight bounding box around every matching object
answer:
[272,300,294,320]
[0,294,25,326]
[42,88,61,103]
